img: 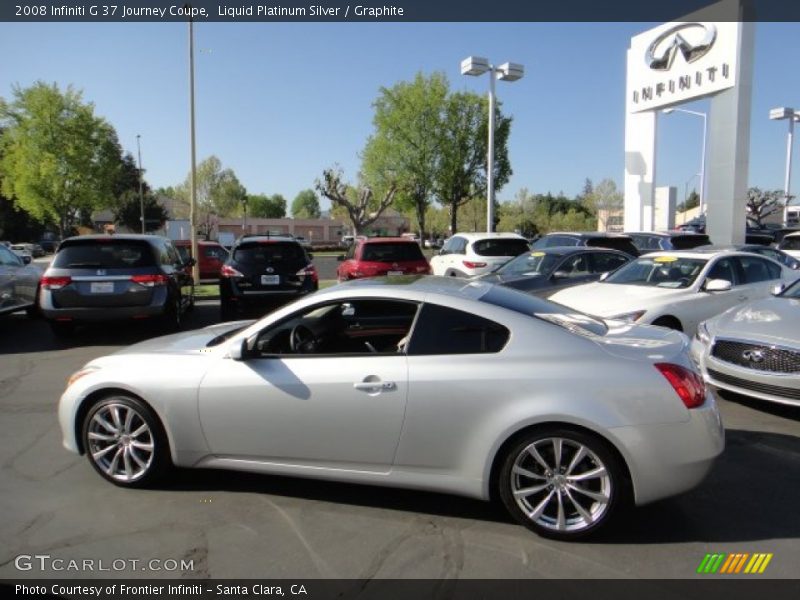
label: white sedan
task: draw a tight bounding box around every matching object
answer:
[549,250,798,334]
[59,276,723,540]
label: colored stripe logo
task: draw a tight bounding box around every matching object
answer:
[697,553,773,574]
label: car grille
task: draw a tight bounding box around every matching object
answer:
[707,368,800,401]
[711,339,800,373]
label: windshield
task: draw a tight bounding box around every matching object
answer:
[53,240,156,268]
[603,256,706,288]
[361,242,424,262]
[497,252,560,277]
[233,241,305,265]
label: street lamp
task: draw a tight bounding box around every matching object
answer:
[461,56,524,233]
[186,3,200,284]
[769,107,800,226]
[136,134,145,234]
[663,108,708,216]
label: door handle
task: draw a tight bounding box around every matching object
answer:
[353,381,396,392]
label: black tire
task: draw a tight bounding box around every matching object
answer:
[50,321,75,337]
[81,394,171,488]
[26,287,41,319]
[497,427,628,540]
[162,295,182,331]
[651,316,683,332]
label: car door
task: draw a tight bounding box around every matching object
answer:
[687,256,743,334]
[546,252,596,294]
[197,298,413,470]
[733,255,784,301]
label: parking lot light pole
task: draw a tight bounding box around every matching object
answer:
[663,108,707,216]
[136,135,145,234]
[461,56,524,233]
[770,107,799,226]
[187,4,200,283]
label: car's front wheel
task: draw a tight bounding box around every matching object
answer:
[82,395,170,488]
[498,427,627,540]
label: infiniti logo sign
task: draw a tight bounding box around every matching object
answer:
[742,349,765,364]
[646,23,717,71]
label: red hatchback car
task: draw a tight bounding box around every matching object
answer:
[337,237,431,281]
[174,240,230,281]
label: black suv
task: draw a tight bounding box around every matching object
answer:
[531,232,640,257]
[40,234,195,336]
[219,235,318,320]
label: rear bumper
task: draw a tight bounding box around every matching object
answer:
[610,394,725,506]
[40,290,169,322]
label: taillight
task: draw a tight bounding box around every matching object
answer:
[130,274,169,287]
[220,265,244,278]
[463,261,487,269]
[41,275,72,290]
[655,363,706,409]
[297,264,318,283]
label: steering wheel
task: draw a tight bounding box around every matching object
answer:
[290,324,318,354]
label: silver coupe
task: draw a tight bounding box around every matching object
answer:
[59,276,724,540]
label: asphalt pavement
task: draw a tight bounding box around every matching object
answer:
[0,306,799,580]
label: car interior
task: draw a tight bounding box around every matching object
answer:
[251,299,420,356]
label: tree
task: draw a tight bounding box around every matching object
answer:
[291,189,321,219]
[435,91,512,235]
[0,82,121,237]
[361,72,449,239]
[114,189,168,232]
[248,193,286,218]
[677,190,700,213]
[746,187,784,226]
[582,179,623,230]
[171,156,247,237]
[316,168,396,235]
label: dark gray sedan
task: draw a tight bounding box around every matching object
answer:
[0,243,41,317]
[476,247,632,297]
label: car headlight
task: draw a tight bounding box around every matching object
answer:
[608,310,646,323]
[695,321,711,345]
[66,366,100,390]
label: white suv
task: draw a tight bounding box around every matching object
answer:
[430,232,530,278]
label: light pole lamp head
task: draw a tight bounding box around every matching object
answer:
[497,62,524,82]
[461,56,490,76]
[770,107,795,121]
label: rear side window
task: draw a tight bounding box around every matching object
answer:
[591,252,628,273]
[585,237,638,255]
[204,246,229,260]
[53,240,156,268]
[472,238,530,257]
[408,303,509,355]
[737,256,781,283]
[233,242,305,265]
[781,236,800,251]
[361,242,424,262]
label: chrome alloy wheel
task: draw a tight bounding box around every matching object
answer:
[86,403,154,483]
[510,437,612,533]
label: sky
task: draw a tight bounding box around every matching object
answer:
[1,20,799,212]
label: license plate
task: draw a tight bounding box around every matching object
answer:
[90,282,114,294]
[387,270,403,276]
[260,275,280,285]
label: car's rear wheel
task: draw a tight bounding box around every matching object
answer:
[498,428,626,540]
[82,395,170,488]
[220,299,237,321]
[162,295,182,331]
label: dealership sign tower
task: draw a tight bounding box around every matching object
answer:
[624,0,754,243]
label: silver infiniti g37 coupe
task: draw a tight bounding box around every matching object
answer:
[59,276,724,540]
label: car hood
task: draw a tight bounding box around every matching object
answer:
[478,272,544,287]
[111,320,255,356]
[708,297,800,346]
[550,282,687,316]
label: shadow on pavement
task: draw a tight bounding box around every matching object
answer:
[157,428,800,544]
[718,389,800,422]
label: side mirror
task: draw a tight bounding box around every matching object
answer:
[552,270,570,280]
[336,255,345,262]
[228,338,249,361]
[703,278,732,292]
[771,282,786,296]
[22,255,32,265]
[599,271,610,281]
